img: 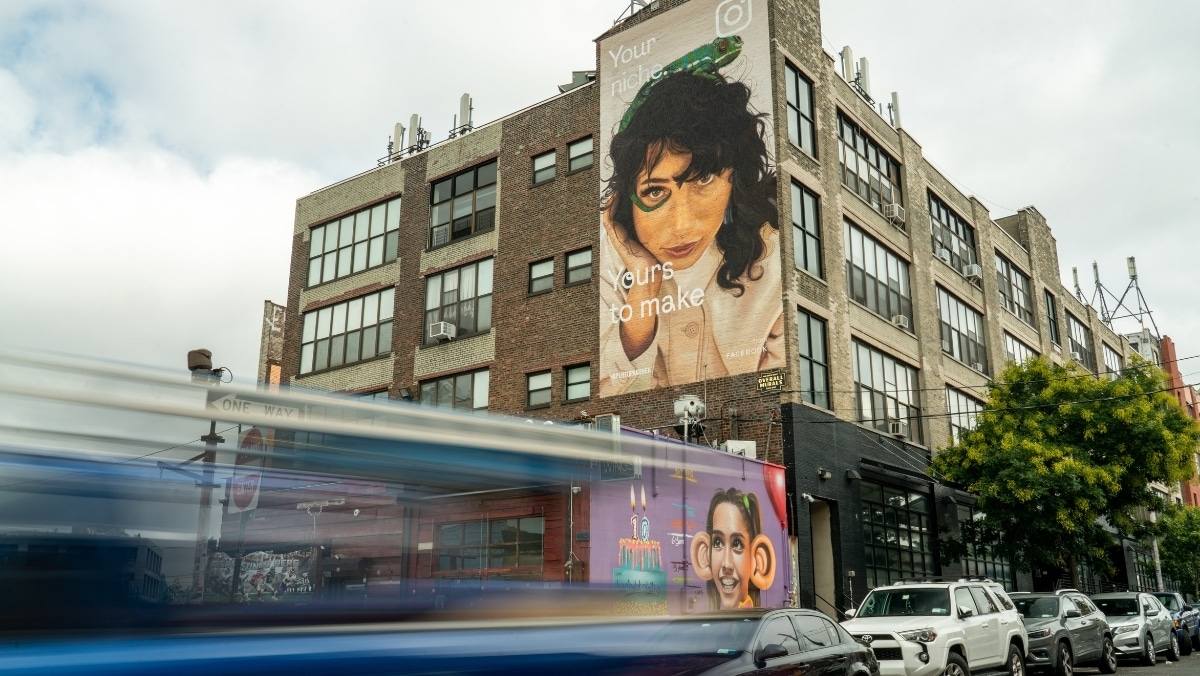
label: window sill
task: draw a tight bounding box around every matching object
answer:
[563,396,590,404]
[527,288,553,297]
[531,177,556,188]
[297,353,393,379]
[303,258,399,291]
[420,329,491,349]
[565,165,593,176]
[525,402,552,411]
[564,277,592,288]
[426,227,494,253]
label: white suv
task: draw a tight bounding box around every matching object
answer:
[842,578,1028,676]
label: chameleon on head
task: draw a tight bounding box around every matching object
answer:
[618,35,744,133]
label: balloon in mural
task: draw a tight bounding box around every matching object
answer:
[763,464,788,528]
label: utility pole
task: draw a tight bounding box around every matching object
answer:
[186,349,225,602]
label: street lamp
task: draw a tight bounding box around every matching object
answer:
[186,349,225,602]
[673,395,706,443]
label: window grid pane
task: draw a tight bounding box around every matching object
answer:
[430,160,498,247]
[852,340,922,443]
[928,193,977,270]
[861,480,934,588]
[785,63,816,156]
[307,198,401,287]
[837,113,901,217]
[936,287,988,374]
[298,288,394,375]
[568,137,594,172]
[425,259,494,345]
[797,309,830,409]
[532,151,556,184]
[421,369,489,412]
[845,220,912,324]
[565,364,591,401]
[791,182,822,278]
[566,247,593,284]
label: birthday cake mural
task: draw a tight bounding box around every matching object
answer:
[613,484,667,615]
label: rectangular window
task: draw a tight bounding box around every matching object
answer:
[785,63,815,156]
[852,340,922,443]
[565,364,591,402]
[1003,332,1038,364]
[532,150,556,185]
[299,287,394,375]
[928,193,976,270]
[1066,313,1096,371]
[420,369,489,412]
[527,371,552,407]
[844,220,913,324]
[956,504,1014,590]
[529,258,554,294]
[797,309,830,409]
[307,197,401,287]
[1102,343,1123,377]
[566,247,593,285]
[429,160,497,248]
[424,258,494,345]
[1045,291,1061,345]
[435,516,544,573]
[995,254,1034,325]
[568,137,594,172]
[946,387,983,444]
[792,182,822,278]
[861,480,933,589]
[837,112,902,215]
[937,287,988,373]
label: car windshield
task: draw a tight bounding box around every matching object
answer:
[1014,596,1060,619]
[1154,594,1180,611]
[1094,598,1140,617]
[857,589,951,617]
[648,617,759,654]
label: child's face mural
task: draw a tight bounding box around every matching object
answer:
[691,498,776,609]
[631,147,733,272]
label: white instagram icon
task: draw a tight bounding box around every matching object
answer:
[715,0,752,37]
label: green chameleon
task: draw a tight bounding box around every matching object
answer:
[618,35,744,133]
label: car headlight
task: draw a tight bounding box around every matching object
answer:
[1112,624,1138,636]
[898,628,938,643]
[1027,628,1052,639]
[1175,620,1182,629]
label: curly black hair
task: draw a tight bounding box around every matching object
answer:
[604,71,777,296]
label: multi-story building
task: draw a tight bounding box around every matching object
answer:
[274,0,1135,611]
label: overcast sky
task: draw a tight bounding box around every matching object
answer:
[2,0,1197,387]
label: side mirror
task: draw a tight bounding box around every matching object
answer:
[958,606,975,619]
[845,608,858,619]
[755,643,789,667]
[1185,605,1194,613]
[1065,608,1081,619]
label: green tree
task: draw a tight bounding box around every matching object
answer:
[931,356,1198,586]
[1158,505,1200,598]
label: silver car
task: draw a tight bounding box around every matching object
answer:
[1091,592,1179,665]
[1012,591,1116,676]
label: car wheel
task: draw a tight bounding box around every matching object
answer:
[1167,631,1180,662]
[1182,629,1193,656]
[1141,634,1156,666]
[1192,628,1200,652]
[1054,642,1073,676]
[944,652,970,676]
[1098,636,1118,675]
[1006,643,1025,676]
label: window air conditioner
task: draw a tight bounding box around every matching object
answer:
[883,203,906,225]
[1070,351,1082,362]
[429,321,457,343]
[888,420,910,439]
[962,263,983,281]
[937,248,952,264]
[971,362,985,372]
[891,314,910,330]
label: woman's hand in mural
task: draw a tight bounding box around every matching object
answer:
[603,204,661,361]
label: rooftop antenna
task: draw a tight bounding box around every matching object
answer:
[393,122,405,160]
[1072,266,1085,303]
[614,0,658,23]
[1090,256,1159,338]
[450,93,473,138]
[889,92,902,128]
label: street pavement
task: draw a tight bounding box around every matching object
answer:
[1076,647,1200,676]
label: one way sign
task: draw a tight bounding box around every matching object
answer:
[206,392,304,421]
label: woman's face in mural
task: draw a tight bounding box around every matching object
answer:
[709,501,753,608]
[631,146,733,272]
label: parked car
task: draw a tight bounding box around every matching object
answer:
[842,577,1027,676]
[1151,592,1199,654]
[1091,592,1179,665]
[1010,590,1117,676]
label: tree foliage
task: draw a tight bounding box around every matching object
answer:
[931,356,1198,576]
[1158,505,1200,598]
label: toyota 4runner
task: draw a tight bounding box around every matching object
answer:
[842,578,1028,676]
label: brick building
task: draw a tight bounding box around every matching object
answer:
[275,0,1137,610]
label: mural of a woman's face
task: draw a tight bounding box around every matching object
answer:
[631,146,733,272]
[708,501,753,608]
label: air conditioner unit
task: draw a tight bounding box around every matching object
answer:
[883,203,905,224]
[429,321,456,343]
[971,362,985,372]
[720,440,758,460]
[888,420,910,439]
[937,248,952,264]
[891,314,910,330]
[962,263,983,281]
[1070,351,1082,362]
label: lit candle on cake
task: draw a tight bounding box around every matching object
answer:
[630,484,638,539]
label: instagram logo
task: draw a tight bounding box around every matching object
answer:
[715,0,752,37]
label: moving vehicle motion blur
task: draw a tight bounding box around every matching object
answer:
[1010,590,1117,676]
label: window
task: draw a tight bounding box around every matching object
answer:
[969,587,999,614]
[928,193,976,270]
[946,387,983,444]
[435,516,544,573]
[852,340,922,442]
[529,258,554,294]
[797,309,829,409]
[566,247,593,285]
[785,63,815,156]
[429,160,497,247]
[424,259,494,345]
[1066,312,1096,371]
[307,198,401,287]
[837,113,902,215]
[791,182,822,278]
[757,616,801,655]
[995,254,1034,325]
[565,364,591,402]
[527,371,552,407]
[937,287,988,373]
[1103,343,1123,376]
[794,615,840,650]
[568,137,594,172]
[1003,332,1037,364]
[861,480,934,588]
[532,150,556,185]
[354,390,390,402]
[845,220,913,324]
[299,287,394,375]
[1045,291,1061,345]
[420,369,489,412]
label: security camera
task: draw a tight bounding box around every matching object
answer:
[801,493,816,503]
